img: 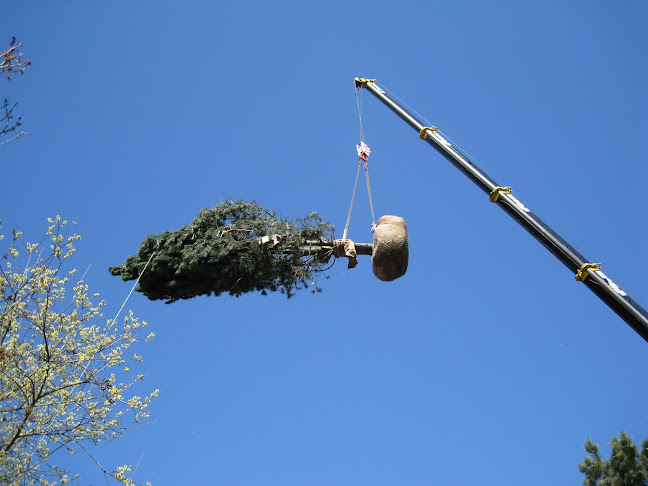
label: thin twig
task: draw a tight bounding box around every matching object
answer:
[0,131,27,147]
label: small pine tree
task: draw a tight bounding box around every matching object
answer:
[109,200,335,303]
[579,432,648,486]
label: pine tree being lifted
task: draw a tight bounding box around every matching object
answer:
[109,200,338,303]
[109,199,408,303]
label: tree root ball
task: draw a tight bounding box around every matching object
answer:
[371,215,409,282]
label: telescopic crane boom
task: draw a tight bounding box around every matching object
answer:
[354,77,648,343]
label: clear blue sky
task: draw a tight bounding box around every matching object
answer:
[3,1,647,484]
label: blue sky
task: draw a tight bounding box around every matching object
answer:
[3,1,647,484]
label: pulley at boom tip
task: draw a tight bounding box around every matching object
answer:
[354,77,376,88]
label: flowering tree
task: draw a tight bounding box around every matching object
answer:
[0,217,158,485]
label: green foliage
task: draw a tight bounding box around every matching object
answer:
[580,432,648,486]
[109,200,334,303]
[0,217,157,485]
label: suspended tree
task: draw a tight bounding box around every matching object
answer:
[110,200,340,303]
[109,198,411,303]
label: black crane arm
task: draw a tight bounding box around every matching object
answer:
[355,77,648,343]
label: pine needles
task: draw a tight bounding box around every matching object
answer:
[109,200,334,303]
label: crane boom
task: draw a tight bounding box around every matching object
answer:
[354,77,648,343]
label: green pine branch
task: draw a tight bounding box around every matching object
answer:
[580,432,648,486]
[109,200,335,303]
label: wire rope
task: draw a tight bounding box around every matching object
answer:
[355,85,365,142]
[108,247,157,329]
[382,83,486,173]
[343,84,378,240]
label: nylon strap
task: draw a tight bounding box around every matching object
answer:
[489,186,512,202]
[419,126,439,139]
[333,238,358,269]
[342,160,362,240]
[575,263,601,282]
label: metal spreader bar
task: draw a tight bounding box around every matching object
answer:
[355,77,648,343]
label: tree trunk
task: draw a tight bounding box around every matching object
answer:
[303,241,373,256]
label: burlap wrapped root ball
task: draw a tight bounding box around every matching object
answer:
[372,215,409,281]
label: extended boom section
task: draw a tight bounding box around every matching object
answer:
[355,77,648,343]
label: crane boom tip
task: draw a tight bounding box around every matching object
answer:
[354,77,376,88]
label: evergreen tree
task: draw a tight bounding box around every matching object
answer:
[580,432,648,486]
[109,200,335,303]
